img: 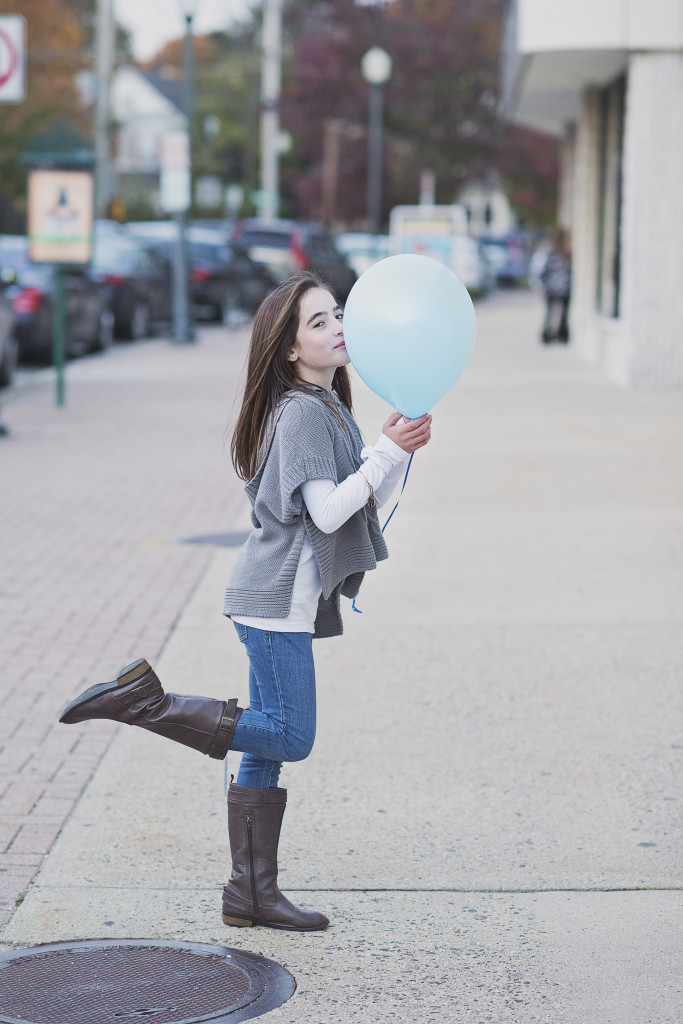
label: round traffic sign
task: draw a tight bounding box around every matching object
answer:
[0,28,18,88]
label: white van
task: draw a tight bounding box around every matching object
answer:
[388,205,491,296]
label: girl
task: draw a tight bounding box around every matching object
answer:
[60,271,432,932]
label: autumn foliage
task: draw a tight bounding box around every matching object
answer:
[280,0,557,226]
[0,0,558,232]
[0,0,90,229]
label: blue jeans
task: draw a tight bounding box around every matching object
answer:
[230,622,317,789]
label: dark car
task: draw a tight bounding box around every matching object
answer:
[0,235,114,364]
[127,223,276,323]
[90,235,173,340]
[230,219,357,302]
[0,274,18,387]
[479,233,530,286]
[186,229,276,321]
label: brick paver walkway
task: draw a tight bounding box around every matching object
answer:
[0,326,249,924]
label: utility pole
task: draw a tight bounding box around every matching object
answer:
[176,8,195,343]
[321,120,364,227]
[94,0,114,218]
[321,120,342,227]
[361,47,392,236]
[260,0,282,219]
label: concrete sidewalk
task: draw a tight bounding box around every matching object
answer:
[1,292,682,1023]
[0,324,249,929]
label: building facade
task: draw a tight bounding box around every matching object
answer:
[502,0,683,386]
[110,67,186,216]
[457,178,516,239]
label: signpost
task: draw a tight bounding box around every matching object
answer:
[13,8,95,409]
[160,131,192,344]
[27,166,94,406]
[0,16,26,433]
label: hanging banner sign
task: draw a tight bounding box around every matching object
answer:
[0,16,26,103]
[160,131,190,213]
[28,169,94,264]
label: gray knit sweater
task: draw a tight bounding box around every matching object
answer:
[223,388,388,638]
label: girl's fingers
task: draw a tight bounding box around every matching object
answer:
[405,422,431,440]
[406,431,431,451]
[383,412,432,452]
[400,416,431,435]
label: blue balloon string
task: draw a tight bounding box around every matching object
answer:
[352,452,414,615]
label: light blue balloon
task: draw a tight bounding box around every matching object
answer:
[343,254,476,418]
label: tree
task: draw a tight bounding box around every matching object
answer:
[279,0,557,227]
[142,25,262,215]
[126,0,558,228]
[0,0,90,231]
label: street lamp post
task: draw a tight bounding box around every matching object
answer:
[94,0,114,218]
[260,0,283,219]
[173,0,198,344]
[361,46,392,238]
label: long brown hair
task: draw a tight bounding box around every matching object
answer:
[231,271,353,481]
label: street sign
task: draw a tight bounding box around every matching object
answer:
[160,170,191,213]
[28,169,94,264]
[160,131,190,213]
[0,15,26,103]
[161,131,190,170]
[195,174,222,210]
[27,167,94,407]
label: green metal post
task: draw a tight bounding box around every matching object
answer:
[53,266,66,406]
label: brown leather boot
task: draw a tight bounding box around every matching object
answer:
[222,784,328,931]
[59,658,242,760]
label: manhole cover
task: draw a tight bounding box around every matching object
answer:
[0,940,295,1024]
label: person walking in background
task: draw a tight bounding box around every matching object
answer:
[540,229,572,343]
[59,271,432,932]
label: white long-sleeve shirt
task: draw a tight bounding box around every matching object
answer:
[232,432,409,633]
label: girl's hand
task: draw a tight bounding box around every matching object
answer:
[382,411,432,453]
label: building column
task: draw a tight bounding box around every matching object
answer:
[568,88,602,365]
[557,124,575,231]
[617,52,683,385]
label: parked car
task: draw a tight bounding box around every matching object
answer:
[189,218,234,235]
[124,221,178,245]
[336,232,390,277]
[90,234,173,340]
[186,229,276,321]
[0,274,18,387]
[443,234,495,298]
[0,235,113,364]
[230,219,357,301]
[126,223,276,322]
[479,233,530,286]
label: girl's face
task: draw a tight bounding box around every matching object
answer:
[288,287,349,388]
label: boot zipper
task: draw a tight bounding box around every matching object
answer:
[246,814,259,918]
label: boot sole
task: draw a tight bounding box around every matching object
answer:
[221,912,328,932]
[59,658,150,723]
